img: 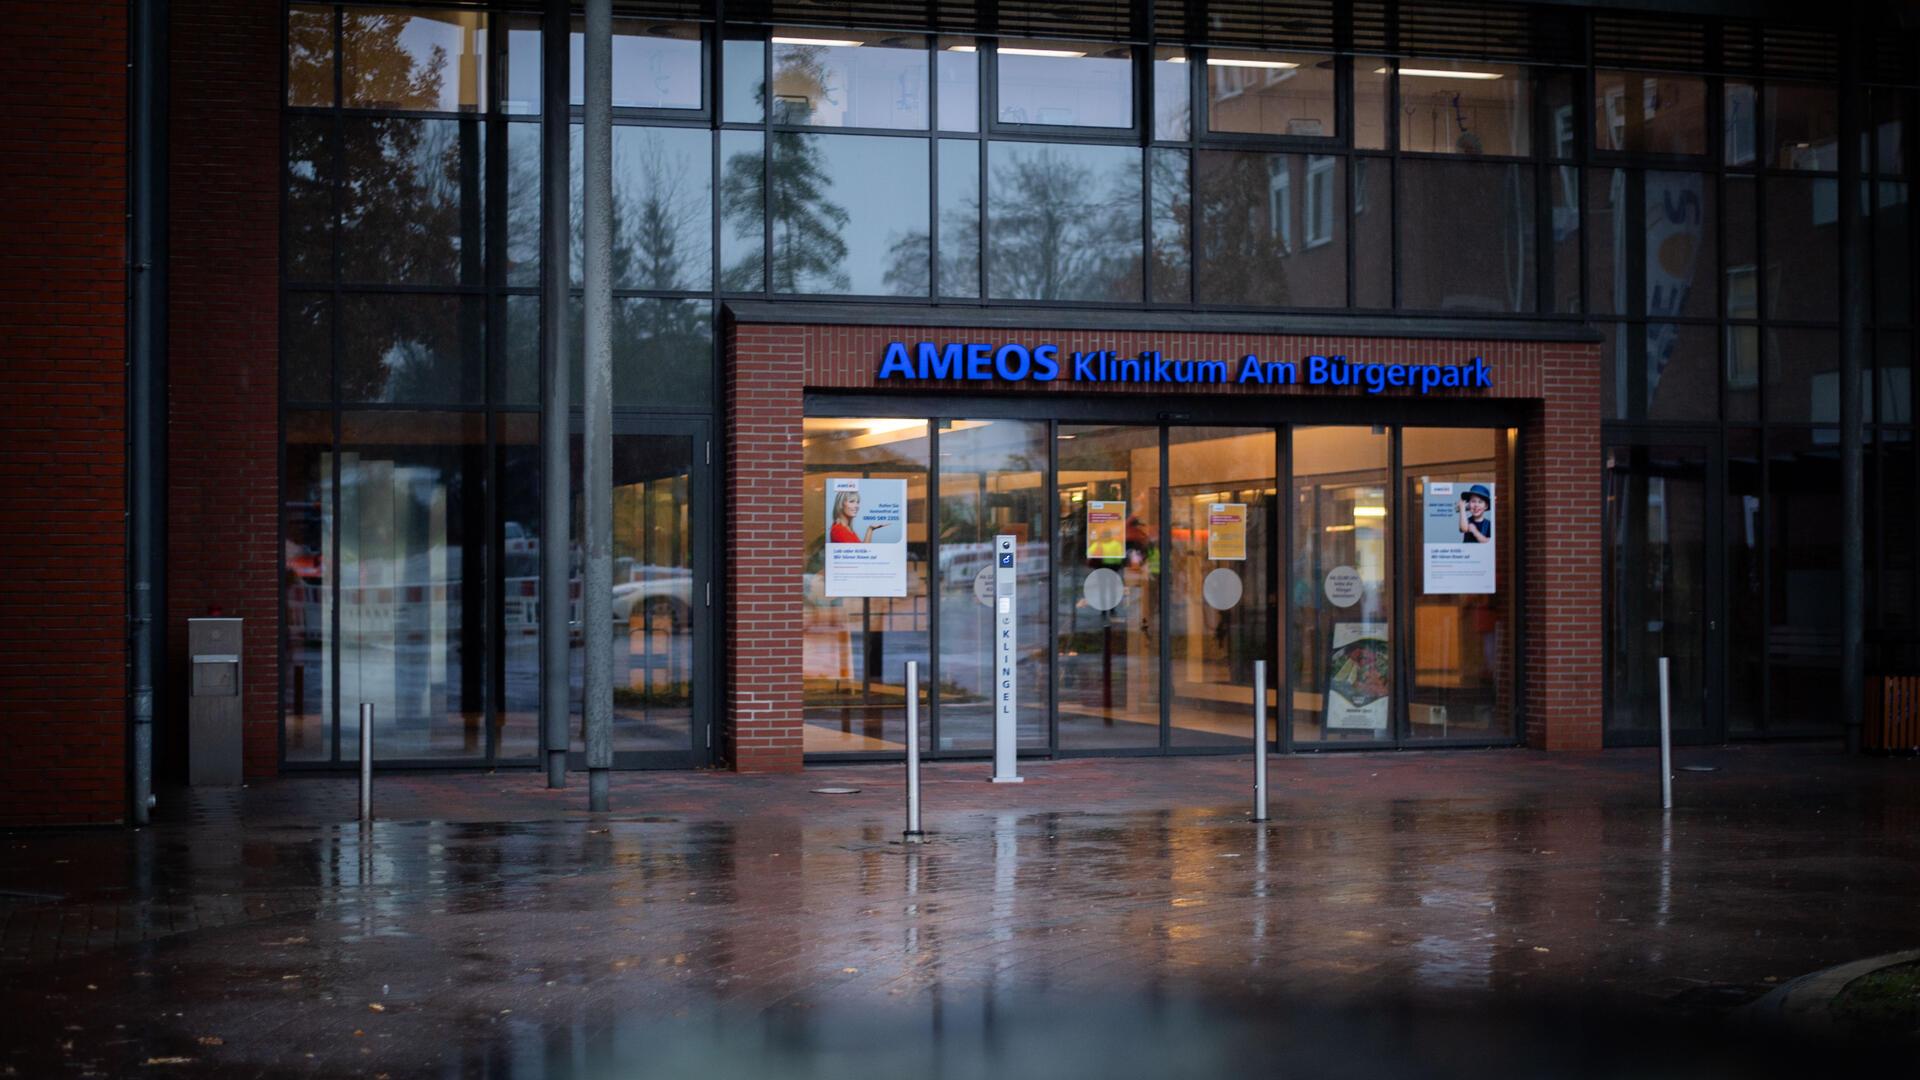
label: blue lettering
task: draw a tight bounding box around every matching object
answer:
[1034,344,1061,381]
[994,343,1033,381]
[1073,351,1098,380]
[877,341,914,379]
[920,341,963,380]
[965,342,993,381]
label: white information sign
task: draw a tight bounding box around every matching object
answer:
[1323,565,1363,608]
[991,534,1022,783]
[1422,480,1497,594]
[823,478,907,598]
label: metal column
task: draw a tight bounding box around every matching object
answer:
[581,0,614,811]
[1837,14,1868,754]
[128,0,169,825]
[538,0,571,788]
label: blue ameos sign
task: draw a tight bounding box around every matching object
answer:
[876,341,1492,395]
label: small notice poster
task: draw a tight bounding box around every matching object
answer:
[1325,622,1391,732]
[1086,501,1126,560]
[1422,480,1496,594]
[1206,503,1247,561]
[824,477,907,598]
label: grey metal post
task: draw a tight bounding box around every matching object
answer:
[1838,13,1867,754]
[905,661,923,838]
[1657,657,1673,811]
[538,0,570,789]
[359,703,374,823]
[128,0,168,827]
[581,0,614,812]
[1252,659,1268,823]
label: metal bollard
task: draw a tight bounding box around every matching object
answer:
[1657,656,1673,810]
[905,661,924,838]
[1253,659,1269,823]
[359,702,374,824]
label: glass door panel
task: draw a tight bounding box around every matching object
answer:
[1603,441,1712,742]
[1290,426,1393,745]
[1168,427,1276,748]
[1057,425,1162,749]
[934,420,1051,753]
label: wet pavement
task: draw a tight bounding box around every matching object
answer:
[1,744,1916,1076]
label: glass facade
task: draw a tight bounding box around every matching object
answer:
[280,3,1915,765]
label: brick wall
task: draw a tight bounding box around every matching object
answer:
[168,0,282,779]
[726,324,1603,770]
[0,2,130,824]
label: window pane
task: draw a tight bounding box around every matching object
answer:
[284,293,332,403]
[502,15,540,115]
[1765,176,1839,321]
[937,139,981,299]
[1540,69,1577,159]
[1881,332,1913,424]
[1205,50,1335,137]
[988,141,1142,301]
[1548,165,1580,313]
[1646,323,1717,421]
[505,121,540,287]
[1353,157,1390,307]
[1725,81,1757,167]
[1646,171,1714,321]
[1767,429,1842,732]
[1873,89,1907,177]
[1153,47,1190,140]
[1876,181,1911,324]
[1403,427,1514,742]
[571,125,713,291]
[769,133,928,296]
[1397,60,1529,155]
[283,410,332,761]
[338,293,484,404]
[723,37,765,122]
[342,7,487,112]
[1726,325,1760,421]
[1150,148,1190,303]
[336,411,490,760]
[719,129,764,290]
[1291,426,1392,744]
[1766,327,1841,423]
[494,412,541,759]
[1725,428,1763,734]
[1599,321,1628,420]
[1057,425,1161,749]
[938,38,979,131]
[935,420,1050,751]
[1765,82,1839,171]
[339,117,485,286]
[1354,59,1390,150]
[1195,151,1344,307]
[1587,168,1625,317]
[1724,175,1758,319]
[1870,427,1916,632]
[1595,71,1707,156]
[613,299,711,407]
[499,293,539,408]
[572,20,701,110]
[771,31,926,129]
[286,116,335,283]
[288,4,335,107]
[1398,160,1534,312]
[996,40,1133,129]
[801,418,930,755]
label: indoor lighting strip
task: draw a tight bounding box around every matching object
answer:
[1382,66,1504,79]
[772,35,865,47]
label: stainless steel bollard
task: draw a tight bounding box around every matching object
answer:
[359,702,374,823]
[1657,656,1673,810]
[905,661,923,838]
[1253,659,1269,823]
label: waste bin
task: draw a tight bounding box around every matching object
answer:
[188,617,243,785]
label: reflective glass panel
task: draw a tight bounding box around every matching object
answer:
[996,40,1133,128]
[1352,158,1390,307]
[339,117,486,286]
[494,412,541,759]
[1726,325,1760,422]
[1290,426,1391,744]
[1876,181,1911,324]
[935,420,1050,752]
[723,37,765,122]
[285,116,335,283]
[288,4,335,107]
[1873,88,1907,176]
[1603,443,1709,739]
[569,124,713,291]
[1645,323,1717,421]
[1767,327,1842,424]
[342,7,487,112]
[718,129,764,290]
[772,31,927,129]
[1549,165,1580,313]
[1398,160,1534,312]
[282,411,332,761]
[1725,428,1764,734]
[1206,51,1335,138]
[987,141,1142,301]
[1881,332,1914,425]
[1724,81,1758,167]
[1594,71,1707,156]
[801,418,930,755]
[1765,82,1839,171]
[284,293,332,403]
[1153,47,1190,140]
[1150,147,1191,303]
[1397,60,1529,156]
[1353,59,1390,150]
[1403,428,1514,742]
[1195,151,1344,307]
[502,15,540,115]
[937,139,982,299]
[571,20,701,110]
[1057,425,1161,749]
[338,293,484,404]
[1767,429,1842,731]
[769,132,928,296]
[938,38,979,131]
[504,121,540,286]
[1765,176,1840,322]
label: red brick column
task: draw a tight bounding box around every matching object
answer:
[0,2,130,824]
[1523,343,1604,749]
[724,322,807,771]
[169,0,282,779]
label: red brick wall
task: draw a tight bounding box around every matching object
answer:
[0,2,130,824]
[726,324,1603,769]
[168,0,282,779]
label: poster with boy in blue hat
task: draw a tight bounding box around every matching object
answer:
[1421,481,1496,593]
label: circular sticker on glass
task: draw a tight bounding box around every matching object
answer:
[1202,567,1243,611]
[974,565,995,607]
[1083,567,1124,612]
[1323,565,1363,608]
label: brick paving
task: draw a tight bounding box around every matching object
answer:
[0,744,1915,1076]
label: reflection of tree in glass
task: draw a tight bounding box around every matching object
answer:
[881,192,973,297]
[1196,152,1297,306]
[567,130,711,291]
[719,54,851,293]
[986,147,1140,302]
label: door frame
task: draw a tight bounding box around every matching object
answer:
[1600,425,1726,747]
[561,412,715,770]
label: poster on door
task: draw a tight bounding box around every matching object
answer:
[1086,501,1126,561]
[1325,622,1391,732]
[1206,503,1247,561]
[1422,480,1496,594]
[824,477,907,598]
